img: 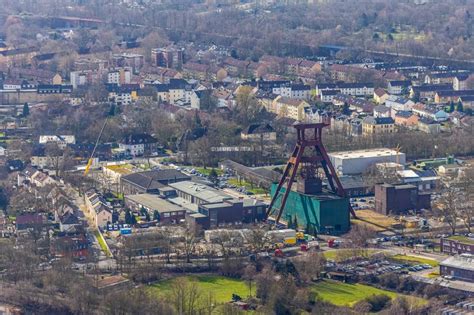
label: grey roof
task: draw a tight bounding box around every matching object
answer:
[126,194,184,213]
[168,181,232,203]
[440,254,474,272]
[363,116,394,125]
[121,169,190,190]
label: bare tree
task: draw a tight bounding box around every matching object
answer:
[434,183,460,235]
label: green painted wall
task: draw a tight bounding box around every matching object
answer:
[270,184,350,235]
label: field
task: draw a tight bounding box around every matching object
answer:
[227,178,267,195]
[448,235,474,245]
[391,254,439,267]
[323,249,380,261]
[149,275,250,303]
[352,210,398,232]
[311,280,426,307]
[195,167,223,176]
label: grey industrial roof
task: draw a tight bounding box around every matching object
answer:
[168,181,232,203]
[440,255,474,272]
[126,194,184,213]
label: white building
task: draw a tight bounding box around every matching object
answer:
[329,148,406,175]
[39,135,76,147]
[107,68,132,85]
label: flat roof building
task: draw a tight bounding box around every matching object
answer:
[125,193,186,224]
[440,254,474,282]
[329,148,406,175]
[168,181,232,205]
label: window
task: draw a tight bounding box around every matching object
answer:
[163,213,170,217]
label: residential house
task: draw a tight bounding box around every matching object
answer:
[412,104,449,121]
[59,213,81,233]
[118,133,159,157]
[458,95,474,109]
[362,116,395,136]
[271,96,310,120]
[112,53,144,73]
[417,117,441,134]
[373,88,389,104]
[85,189,113,228]
[449,111,466,126]
[410,84,453,100]
[387,80,411,95]
[385,96,415,114]
[190,89,212,110]
[320,89,341,103]
[16,213,46,231]
[435,90,474,104]
[182,62,210,80]
[453,73,470,91]
[223,57,250,77]
[373,105,391,118]
[241,123,277,141]
[336,83,374,97]
[332,94,374,113]
[394,111,419,127]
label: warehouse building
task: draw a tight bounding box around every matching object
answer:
[440,254,474,282]
[168,181,233,205]
[328,148,406,175]
[187,199,267,229]
[125,194,186,224]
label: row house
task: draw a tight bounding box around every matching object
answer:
[417,117,441,134]
[85,189,113,228]
[332,94,374,113]
[458,95,474,109]
[412,104,449,122]
[182,62,211,80]
[434,89,474,104]
[271,96,310,121]
[410,84,453,100]
[223,57,251,77]
[424,71,470,88]
[387,80,411,95]
[394,111,419,127]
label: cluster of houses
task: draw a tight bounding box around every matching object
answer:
[0,166,90,259]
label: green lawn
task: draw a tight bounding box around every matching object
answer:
[323,249,379,262]
[228,178,268,195]
[312,280,426,307]
[448,235,474,245]
[391,254,439,267]
[149,275,250,303]
[196,167,223,176]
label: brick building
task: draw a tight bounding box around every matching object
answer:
[440,237,474,255]
[440,254,474,282]
[374,183,431,215]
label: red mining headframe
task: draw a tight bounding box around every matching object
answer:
[266,121,357,224]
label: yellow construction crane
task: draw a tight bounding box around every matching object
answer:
[395,144,402,165]
[84,117,109,176]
